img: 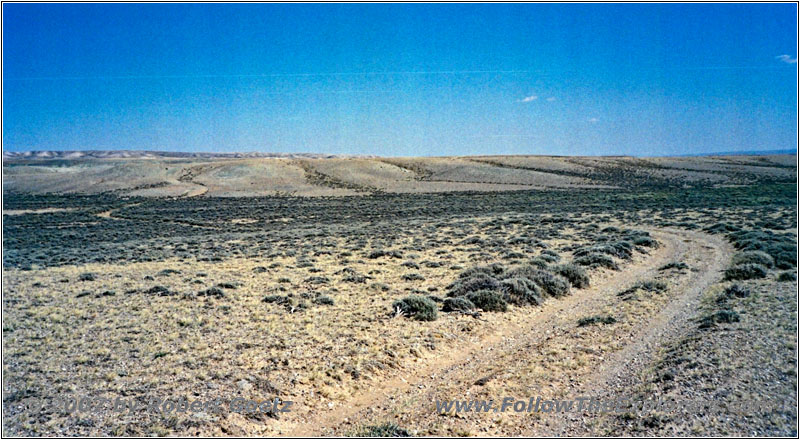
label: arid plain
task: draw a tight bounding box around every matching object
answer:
[2,153,797,436]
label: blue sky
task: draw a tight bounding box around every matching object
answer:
[3,3,797,156]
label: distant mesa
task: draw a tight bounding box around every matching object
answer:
[2,150,375,161]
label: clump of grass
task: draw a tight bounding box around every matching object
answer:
[352,422,410,437]
[577,315,617,327]
[617,279,667,300]
[659,261,689,271]
[263,295,288,304]
[198,287,224,298]
[145,285,172,296]
[282,297,308,313]
[392,295,438,321]
[466,290,508,312]
[638,280,668,292]
[314,295,335,306]
[305,276,330,285]
[401,273,425,281]
[339,268,368,283]
[724,263,768,281]
[778,271,797,282]
[369,282,390,292]
[553,263,590,288]
[442,297,476,312]
[698,309,740,329]
[157,268,180,276]
[718,284,750,302]
[368,249,403,259]
[401,261,420,269]
[78,273,96,282]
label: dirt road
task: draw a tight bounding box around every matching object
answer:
[288,229,731,436]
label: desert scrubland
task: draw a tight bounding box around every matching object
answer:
[2,153,797,436]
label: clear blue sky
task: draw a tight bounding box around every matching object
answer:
[3,3,797,156]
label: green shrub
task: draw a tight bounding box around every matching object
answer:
[401,260,420,269]
[724,284,750,299]
[466,290,508,312]
[732,251,774,268]
[516,268,570,297]
[305,276,329,285]
[632,236,659,248]
[724,263,768,281]
[198,287,224,297]
[401,273,425,281]
[314,295,335,305]
[574,241,633,260]
[447,273,502,297]
[769,243,798,269]
[145,285,171,296]
[457,264,506,279]
[157,268,181,276]
[78,272,96,281]
[392,295,438,321]
[442,297,476,312]
[699,309,740,329]
[500,277,542,305]
[574,253,618,270]
[553,263,590,288]
[778,271,797,282]
[263,295,288,304]
[577,315,617,327]
[368,249,403,259]
[527,257,550,269]
[540,250,561,262]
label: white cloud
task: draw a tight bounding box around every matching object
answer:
[546,97,556,102]
[776,54,797,64]
[518,95,538,103]
[588,117,599,123]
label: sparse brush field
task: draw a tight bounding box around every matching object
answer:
[2,157,797,437]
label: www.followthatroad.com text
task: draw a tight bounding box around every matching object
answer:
[434,396,791,415]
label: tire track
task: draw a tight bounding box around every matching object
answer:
[288,229,730,436]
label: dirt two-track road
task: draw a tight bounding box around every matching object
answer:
[287,229,731,436]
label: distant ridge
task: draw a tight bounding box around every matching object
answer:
[668,148,797,157]
[2,150,377,161]
[4,149,796,161]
